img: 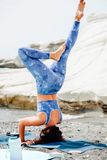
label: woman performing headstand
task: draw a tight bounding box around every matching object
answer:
[18,0,86,144]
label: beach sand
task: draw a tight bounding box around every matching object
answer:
[0,108,107,160]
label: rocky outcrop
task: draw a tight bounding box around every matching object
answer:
[0,59,18,68]
[0,95,36,110]
[0,94,104,114]
[59,13,107,106]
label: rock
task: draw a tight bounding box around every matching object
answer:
[58,13,107,106]
[0,95,36,110]
[0,59,18,68]
[14,56,25,68]
[30,39,64,51]
[102,105,107,113]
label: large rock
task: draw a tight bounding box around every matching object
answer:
[0,59,18,68]
[59,13,107,105]
[0,13,107,113]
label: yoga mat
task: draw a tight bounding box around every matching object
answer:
[27,139,107,153]
[0,133,107,153]
[58,140,107,153]
[0,132,36,145]
[0,149,53,160]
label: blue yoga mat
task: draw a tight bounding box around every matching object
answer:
[0,132,35,145]
[0,132,107,153]
[27,139,107,153]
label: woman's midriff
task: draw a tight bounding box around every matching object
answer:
[37,94,57,102]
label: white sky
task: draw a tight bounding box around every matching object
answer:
[0,0,107,59]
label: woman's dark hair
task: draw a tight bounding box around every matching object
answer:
[33,126,64,144]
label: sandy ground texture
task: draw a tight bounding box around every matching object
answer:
[0,108,107,160]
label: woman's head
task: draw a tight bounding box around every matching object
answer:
[34,126,64,144]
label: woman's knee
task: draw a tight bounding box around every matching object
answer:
[18,48,28,61]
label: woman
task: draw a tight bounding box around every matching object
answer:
[18,0,86,144]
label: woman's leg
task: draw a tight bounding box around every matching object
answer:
[18,44,66,82]
[18,49,58,81]
[50,0,85,76]
[19,48,50,60]
[50,21,80,76]
[19,44,65,61]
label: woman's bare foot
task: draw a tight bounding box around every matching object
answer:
[50,43,66,61]
[75,0,86,21]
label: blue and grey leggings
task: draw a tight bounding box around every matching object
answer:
[18,21,80,124]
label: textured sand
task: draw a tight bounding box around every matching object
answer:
[0,108,107,159]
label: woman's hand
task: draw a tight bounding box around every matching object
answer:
[21,139,35,145]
